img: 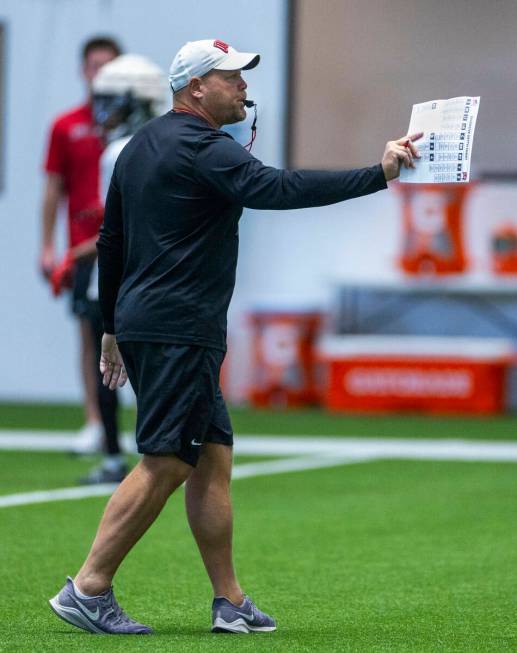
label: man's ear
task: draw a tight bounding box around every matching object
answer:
[189,77,203,100]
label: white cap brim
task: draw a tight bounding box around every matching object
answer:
[214,51,260,71]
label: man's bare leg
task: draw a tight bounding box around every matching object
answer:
[79,317,101,424]
[75,454,192,595]
[185,443,243,604]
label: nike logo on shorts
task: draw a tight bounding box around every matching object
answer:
[191,439,203,446]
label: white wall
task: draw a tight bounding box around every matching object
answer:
[0,0,287,402]
[291,0,517,173]
[1,1,511,404]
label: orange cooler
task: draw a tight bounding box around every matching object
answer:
[397,184,471,275]
[248,309,323,407]
[318,335,513,415]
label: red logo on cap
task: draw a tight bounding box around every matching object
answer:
[213,40,229,53]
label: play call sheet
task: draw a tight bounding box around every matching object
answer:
[400,96,480,184]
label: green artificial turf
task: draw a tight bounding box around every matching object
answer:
[0,451,277,496]
[1,403,517,650]
[1,459,516,652]
[2,401,517,440]
[0,401,137,433]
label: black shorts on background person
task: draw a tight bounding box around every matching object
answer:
[79,298,125,484]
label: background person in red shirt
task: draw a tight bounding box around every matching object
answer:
[40,36,122,453]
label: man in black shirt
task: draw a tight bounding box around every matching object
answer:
[49,39,421,636]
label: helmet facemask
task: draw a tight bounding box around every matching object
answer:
[93,91,154,142]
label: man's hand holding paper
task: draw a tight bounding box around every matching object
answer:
[399,96,480,184]
[382,132,424,181]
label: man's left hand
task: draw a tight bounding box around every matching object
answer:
[100,333,128,390]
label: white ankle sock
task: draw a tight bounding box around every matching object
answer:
[72,580,105,599]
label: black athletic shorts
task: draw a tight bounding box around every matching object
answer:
[118,342,233,467]
[71,260,95,317]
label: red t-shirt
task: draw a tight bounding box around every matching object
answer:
[44,103,104,247]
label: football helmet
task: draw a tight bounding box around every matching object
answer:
[92,54,167,140]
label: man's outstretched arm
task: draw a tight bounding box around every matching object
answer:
[195,132,422,210]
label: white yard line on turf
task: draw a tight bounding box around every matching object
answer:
[1,430,517,461]
[236,436,517,462]
[231,454,370,479]
[0,455,366,509]
[0,484,118,508]
[1,429,517,509]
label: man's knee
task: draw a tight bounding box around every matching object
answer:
[202,442,233,465]
[192,443,233,486]
[141,453,192,489]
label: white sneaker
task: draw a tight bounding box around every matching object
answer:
[71,422,104,455]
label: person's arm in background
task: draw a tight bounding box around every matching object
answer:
[40,117,68,279]
[40,173,64,278]
[50,139,129,290]
[48,229,100,298]
[70,236,98,262]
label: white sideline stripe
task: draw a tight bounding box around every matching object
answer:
[0,431,138,453]
[2,430,517,462]
[0,455,364,509]
[0,484,118,507]
[232,454,369,479]
[1,426,517,509]
[236,436,517,462]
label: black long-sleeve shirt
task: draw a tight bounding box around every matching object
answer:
[97,111,387,351]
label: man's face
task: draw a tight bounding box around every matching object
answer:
[83,47,118,89]
[199,70,248,126]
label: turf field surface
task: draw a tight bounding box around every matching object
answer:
[2,401,517,439]
[1,403,516,651]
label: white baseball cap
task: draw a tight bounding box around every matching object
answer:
[168,39,260,93]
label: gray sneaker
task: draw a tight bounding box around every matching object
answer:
[49,577,152,634]
[78,464,128,486]
[212,595,276,633]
